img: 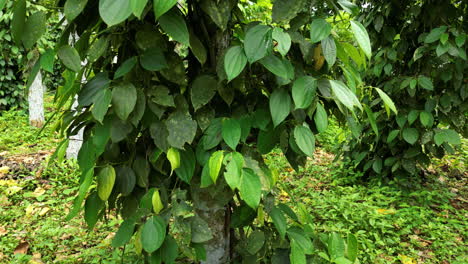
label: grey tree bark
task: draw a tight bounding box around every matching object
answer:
[28,71,45,128]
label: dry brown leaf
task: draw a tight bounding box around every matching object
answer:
[14,241,29,255]
[0,226,7,236]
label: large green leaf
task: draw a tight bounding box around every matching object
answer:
[115,166,136,196]
[246,230,265,255]
[321,36,336,66]
[310,19,331,43]
[425,26,447,43]
[272,0,304,23]
[290,240,306,264]
[287,228,314,254]
[314,103,328,133]
[40,49,55,74]
[99,0,132,26]
[87,37,109,63]
[92,88,112,124]
[375,87,397,116]
[175,147,196,184]
[58,45,81,72]
[222,118,241,150]
[111,217,137,247]
[419,111,434,128]
[191,215,213,243]
[65,0,88,21]
[159,10,190,46]
[417,75,434,90]
[112,82,137,120]
[191,75,217,111]
[161,236,179,264]
[350,20,372,58]
[189,32,207,65]
[209,151,224,183]
[259,55,289,79]
[434,129,461,146]
[141,216,166,253]
[294,125,315,157]
[292,76,317,109]
[270,207,287,240]
[272,28,291,56]
[165,111,198,149]
[22,11,46,49]
[269,88,292,127]
[240,168,261,209]
[224,46,247,82]
[402,128,419,145]
[224,152,243,190]
[79,73,110,106]
[328,232,345,259]
[347,233,358,262]
[387,129,400,143]
[200,0,231,31]
[97,165,116,201]
[11,0,26,46]
[153,0,178,19]
[131,0,148,18]
[140,49,168,71]
[329,80,362,111]
[84,191,104,229]
[244,25,272,63]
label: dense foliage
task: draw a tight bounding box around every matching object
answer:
[343,0,467,183]
[10,0,395,262]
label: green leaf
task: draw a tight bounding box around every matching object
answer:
[222,118,241,150]
[79,73,110,106]
[140,49,168,71]
[292,76,317,109]
[152,189,164,214]
[167,147,180,172]
[434,129,461,146]
[455,34,466,47]
[161,236,179,264]
[294,125,315,157]
[240,168,262,209]
[375,87,398,116]
[191,215,213,243]
[259,55,289,79]
[272,0,304,23]
[425,26,447,43]
[114,57,138,79]
[97,165,116,201]
[314,103,328,133]
[189,32,207,65]
[387,129,400,143]
[338,0,359,16]
[310,19,331,44]
[11,0,26,46]
[40,49,55,74]
[350,20,372,58]
[328,232,345,259]
[347,233,358,262]
[270,207,287,240]
[141,216,166,253]
[131,0,148,18]
[165,111,198,149]
[65,0,88,21]
[408,110,419,125]
[92,88,112,124]
[22,11,46,49]
[290,240,306,264]
[321,36,336,66]
[372,158,382,173]
[224,46,247,82]
[417,76,434,90]
[152,85,175,107]
[0,0,6,10]
[99,0,132,26]
[175,147,196,184]
[153,0,178,19]
[246,230,265,255]
[209,151,224,183]
[201,118,223,150]
[115,166,136,196]
[191,75,217,111]
[269,88,292,127]
[112,217,137,247]
[112,82,137,120]
[66,169,94,220]
[402,128,419,145]
[329,80,362,111]
[287,228,314,254]
[272,28,291,56]
[364,105,379,137]
[84,191,104,229]
[419,111,434,128]
[159,10,190,46]
[58,45,81,72]
[87,37,109,63]
[224,152,243,190]
[244,25,272,63]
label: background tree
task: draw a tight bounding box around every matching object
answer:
[13,0,387,263]
[343,0,467,183]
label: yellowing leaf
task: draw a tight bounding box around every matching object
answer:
[377,208,396,215]
[167,148,180,173]
[152,189,164,214]
[398,254,416,264]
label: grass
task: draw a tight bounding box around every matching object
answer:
[0,96,467,263]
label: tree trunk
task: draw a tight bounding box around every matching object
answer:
[66,96,84,159]
[28,71,45,128]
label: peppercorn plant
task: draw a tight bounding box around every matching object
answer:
[13,0,386,262]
